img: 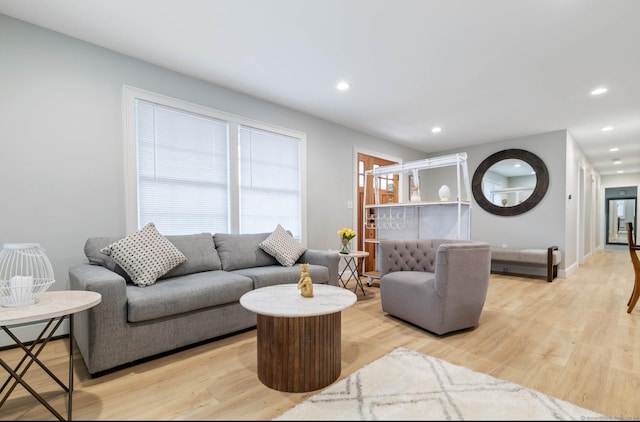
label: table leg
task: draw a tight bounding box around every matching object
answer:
[346,257,366,295]
[337,258,350,288]
[0,316,72,421]
[256,312,342,392]
[68,314,74,421]
[354,257,366,295]
[338,257,366,295]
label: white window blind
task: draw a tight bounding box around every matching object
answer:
[125,86,306,238]
[136,99,229,235]
[239,126,301,238]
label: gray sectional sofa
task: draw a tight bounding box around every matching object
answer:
[69,232,339,376]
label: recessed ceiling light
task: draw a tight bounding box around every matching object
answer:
[601,126,614,131]
[613,159,622,165]
[609,147,619,152]
[617,170,625,174]
[336,81,350,91]
[431,126,442,133]
[591,87,607,96]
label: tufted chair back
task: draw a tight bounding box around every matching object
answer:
[379,239,470,276]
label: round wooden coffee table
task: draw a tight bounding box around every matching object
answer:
[240,283,356,392]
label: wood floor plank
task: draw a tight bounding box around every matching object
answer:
[0,249,638,420]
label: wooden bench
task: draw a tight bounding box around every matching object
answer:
[490,246,561,282]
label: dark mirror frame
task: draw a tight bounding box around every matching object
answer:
[472,149,549,216]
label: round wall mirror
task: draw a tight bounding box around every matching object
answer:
[472,149,549,216]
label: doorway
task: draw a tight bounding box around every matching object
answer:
[356,153,399,278]
[604,186,637,248]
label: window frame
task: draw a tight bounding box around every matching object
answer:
[123,85,307,242]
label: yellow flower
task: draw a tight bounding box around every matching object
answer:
[338,228,356,240]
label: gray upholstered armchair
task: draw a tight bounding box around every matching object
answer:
[379,239,491,335]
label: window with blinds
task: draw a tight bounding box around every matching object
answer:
[135,100,229,235]
[239,126,302,238]
[124,86,305,238]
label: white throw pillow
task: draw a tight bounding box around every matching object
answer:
[100,223,187,287]
[260,224,307,267]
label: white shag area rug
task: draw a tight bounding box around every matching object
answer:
[274,347,612,421]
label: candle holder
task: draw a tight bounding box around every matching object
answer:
[0,243,55,307]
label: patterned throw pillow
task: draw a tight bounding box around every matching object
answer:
[100,223,187,287]
[259,224,307,267]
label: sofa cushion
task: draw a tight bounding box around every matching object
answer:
[214,232,279,271]
[162,233,222,278]
[233,263,329,289]
[259,224,307,267]
[100,223,187,287]
[126,270,254,323]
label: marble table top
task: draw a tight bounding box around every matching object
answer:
[240,284,356,317]
[0,290,102,326]
[335,250,370,258]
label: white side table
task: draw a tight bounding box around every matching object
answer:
[0,290,101,421]
[337,250,370,295]
[240,284,356,392]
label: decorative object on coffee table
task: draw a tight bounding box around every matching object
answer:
[338,227,355,254]
[0,243,55,307]
[297,263,314,297]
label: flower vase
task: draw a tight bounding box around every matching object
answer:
[340,238,351,254]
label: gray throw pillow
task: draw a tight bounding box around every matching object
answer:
[100,223,187,287]
[260,224,307,267]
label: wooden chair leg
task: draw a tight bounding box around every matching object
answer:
[627,276,640,313]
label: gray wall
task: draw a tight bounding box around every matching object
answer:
[431,130,572,271]
[0,14,426,296]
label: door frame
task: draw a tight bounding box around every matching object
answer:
[353,146,402,274]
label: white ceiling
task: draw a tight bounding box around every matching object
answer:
[2,0,639,176]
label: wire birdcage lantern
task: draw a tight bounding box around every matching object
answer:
[0,243,55,307]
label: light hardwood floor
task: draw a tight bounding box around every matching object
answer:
[1,249,638,420]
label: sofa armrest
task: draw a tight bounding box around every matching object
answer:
[298,249,340,286]
[68,264,129,332]
[69,264,129,368]
[69,264,128,299]
[435,242,491,298]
